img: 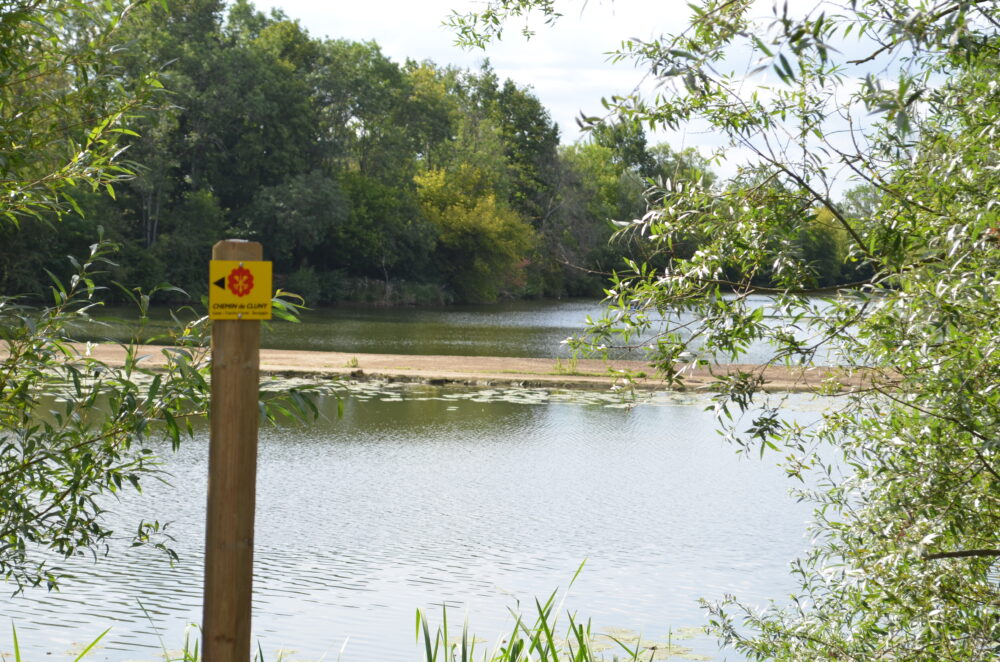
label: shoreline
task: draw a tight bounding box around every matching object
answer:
[70,343,864,393]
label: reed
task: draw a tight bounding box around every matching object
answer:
[416,596,655,662]
[414,563,649,662]
[5,566,708,661]
[5,625,109,662]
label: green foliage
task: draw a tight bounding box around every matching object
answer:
[454,1,1000,660]
[0,236,326,590]
[342,276,450,306]
[589,119,656,178]
[245,170,350,274]
[0,214,97,297]
[335,171,435,284]
[416,166,537,302]
[403,63,462,170]
[548,143,642,294]
[151,190,226,297]
[0,0,161,224]
[313,39,415,183]
[493,78,561,225]
[2,0,856,305]
[414,566,710,662]
[0,0,328,593]
[0,1,596,303]
[284,265,321,306]
[0,241,211,590]
[0,1,196,589]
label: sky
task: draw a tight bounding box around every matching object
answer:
[257,0,879,192]
[261,0,696,146]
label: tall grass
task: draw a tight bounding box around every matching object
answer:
[5,625,109,662]
[6,565,708,661]
[415,593,649,662]
[414,563,657,662]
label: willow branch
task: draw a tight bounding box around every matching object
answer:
[924,549,1000,560]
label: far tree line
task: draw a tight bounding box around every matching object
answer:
[0,0,869,306]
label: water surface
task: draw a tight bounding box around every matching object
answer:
[1,384,825,661]
[83,296,837,364]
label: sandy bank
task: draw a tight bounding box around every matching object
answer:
[66,343,865,392]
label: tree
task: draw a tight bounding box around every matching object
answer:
[312,39,416,184]
[0,0,161,223]
[451,1,1000,659]
[244,170,349,274]
[402,62,461,170]
[0,0,215,590]
[548,142,646,295]
[494,78,561,226]
[335,171,435,286]
[3,0,632,304]
[589,119,656,178]
[0,246,211,590]
[416,165,536,302]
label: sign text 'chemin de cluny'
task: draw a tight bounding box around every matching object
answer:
[208,260,272,320]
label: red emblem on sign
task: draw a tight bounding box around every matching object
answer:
[227,266,254,297]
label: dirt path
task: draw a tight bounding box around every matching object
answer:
[69,343,862,392]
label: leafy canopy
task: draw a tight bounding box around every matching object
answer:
[0,0,163,224]
[451,1,1000,659]
[0,0,215,590]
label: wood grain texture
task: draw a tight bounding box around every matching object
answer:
[203,240,262,662]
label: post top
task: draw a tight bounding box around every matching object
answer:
[212,240,262,260]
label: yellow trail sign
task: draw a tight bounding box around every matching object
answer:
[209,260,272,320]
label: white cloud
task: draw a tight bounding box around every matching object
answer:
[260,0,879,184]
[261,0,692,142]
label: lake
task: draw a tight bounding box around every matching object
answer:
[83,297,837,364]
[1,382,826,662]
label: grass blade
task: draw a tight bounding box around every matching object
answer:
[420,611,436,662]
[12,623,21,662]
[70,628,111,662]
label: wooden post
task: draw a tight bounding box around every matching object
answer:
[203,240,262,662]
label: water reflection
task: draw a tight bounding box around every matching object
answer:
[1,384,823,662]
[79,297,838,364]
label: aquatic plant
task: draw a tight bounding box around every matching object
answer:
[3,625,108,662]
[416,601,712,662]
[415,565,712,662]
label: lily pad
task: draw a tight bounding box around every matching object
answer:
[669,626,707,640]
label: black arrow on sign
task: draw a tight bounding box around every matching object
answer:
[213,277,226,290]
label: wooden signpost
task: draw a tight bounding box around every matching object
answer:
[203,240,271,662]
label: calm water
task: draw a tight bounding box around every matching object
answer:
[268,301,604,357]
[1,383,826,661]
[79,300,611,358]
[83,297,835,364]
